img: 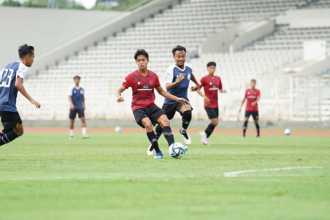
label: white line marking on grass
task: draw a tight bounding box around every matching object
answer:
[224,166,324,177]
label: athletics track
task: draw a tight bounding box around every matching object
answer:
[23,128,330,136]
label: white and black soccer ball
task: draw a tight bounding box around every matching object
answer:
[169,142,185,159]
[284,128,291,135]
[115,126,121,133]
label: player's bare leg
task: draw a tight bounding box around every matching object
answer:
[80,117,89,139]
[254,119,260,138]
[142,117,163,159]
[243,117,249,138]
[179,104,192,145]
[70,119,75,139]
[201,118,218,145]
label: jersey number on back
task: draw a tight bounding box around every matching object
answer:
[1,69,14,88]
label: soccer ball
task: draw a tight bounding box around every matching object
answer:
[284,128,291,135]
[169,142,185,159]
[115,126,121,133]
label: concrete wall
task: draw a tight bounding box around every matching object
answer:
[276,9,330,28]
[0,6,124,69]
[201,21,274,54]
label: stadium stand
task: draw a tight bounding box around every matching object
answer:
[14,0,330,122]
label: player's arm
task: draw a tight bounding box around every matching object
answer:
[15,76,40,108]
[190,73,200,91]
[251,96,260,106]
[116,85,127,103]
[68,96,74,110]
[239,97,246,113]
[82,95,85,110]
[166,73,185,91]
[156,86,188,104]
[197,88,211,106]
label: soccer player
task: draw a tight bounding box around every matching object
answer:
[197,62,226,145]
[239,79,261,138]
[152,45,199,149]
[0,44,41,149]
[68,76,89,139]
[116,49,189,159]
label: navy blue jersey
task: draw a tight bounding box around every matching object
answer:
[0,62,28,112]
[164,64,193,104]
[68,84,85,110]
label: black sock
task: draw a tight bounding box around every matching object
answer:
[162,126,174,147]
[205,123,216,138]
[255,123,260,136]
[181,110,192,131]
[243,121,248,137]
[0,131,18,146]
[155,124,163,139]
[147,132,161,153]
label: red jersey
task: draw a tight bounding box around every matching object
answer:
[199,75,222,108]
[245,89,260,112]
[122,70,161,112]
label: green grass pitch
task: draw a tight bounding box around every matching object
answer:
[0,131,329,220]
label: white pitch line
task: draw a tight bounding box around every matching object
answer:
[224,166,324,177]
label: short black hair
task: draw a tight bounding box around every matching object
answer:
[134,49,149,60]
[251,79,256,83]
[18,44,34,59]
[172,45,186,55]
[73,75,81,80]
[207,61,216,67]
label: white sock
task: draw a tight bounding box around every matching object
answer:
[82,127,87,136]
[70,129,74,137]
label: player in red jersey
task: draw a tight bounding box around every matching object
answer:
[239,79,261,138]
[197,62,226,145]
[116,49,189,159]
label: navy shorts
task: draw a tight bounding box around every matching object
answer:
[0,111,22,132]
[162,103,193,120]
[69,109,85,119]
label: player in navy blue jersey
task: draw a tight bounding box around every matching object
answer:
[68,76,89,139]
[0,44,41,151]
[147,45,199,155]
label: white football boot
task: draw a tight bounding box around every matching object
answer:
[180,128,191,145]
[147,144,155,155]
[199,131,210,145]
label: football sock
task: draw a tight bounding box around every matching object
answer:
[255,123,260,136]
[147,132,161,153]
[70,129,74,137]
[162,126,174,146]
[243,121,248,137]
[0,131,18,146]
[155,124,163,139]
[82,127,87,136]
[205,123,216,138]
[181,110,192,130]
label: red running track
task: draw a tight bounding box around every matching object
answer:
[22,128,330,136]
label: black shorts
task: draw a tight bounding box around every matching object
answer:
[245,111,259,120]
[162,103,193,120]
[69,109,85,119]
[0,111,22,132]
[133,106,165,128]
[205,107,219,119]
